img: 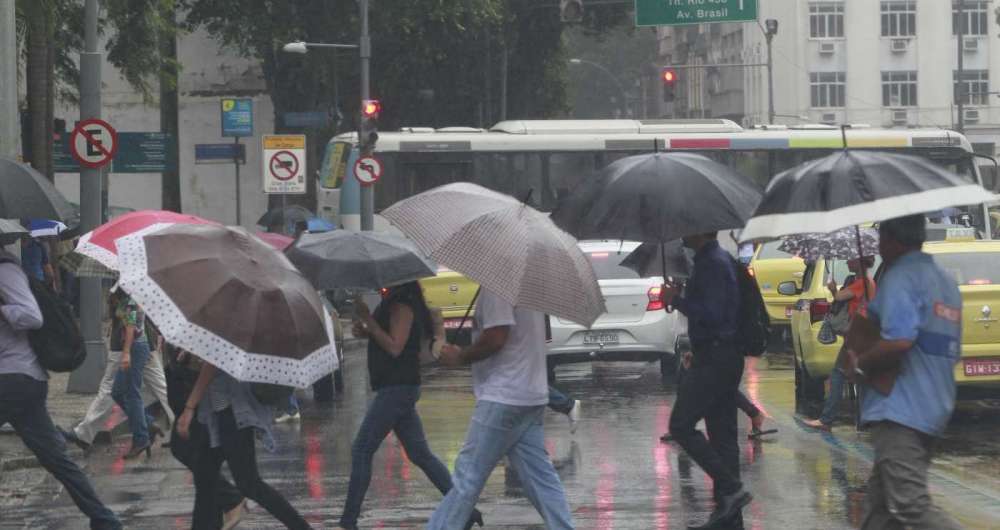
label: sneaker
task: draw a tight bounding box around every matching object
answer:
[222,499,247,530]
[802,418,832,432]
[568,400,581,434]
[274,411,301,423]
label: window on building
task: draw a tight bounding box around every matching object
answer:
[954,70,989,105]
[881,1,916,37]
[953,1,989,36]
[810,72,846,108]
[882,71,918,107]
[810,3,844,38]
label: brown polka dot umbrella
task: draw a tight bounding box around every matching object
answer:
[115,224,337,388]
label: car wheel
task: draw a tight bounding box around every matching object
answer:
[334,369,344,393]
[797,358,826,404]
[547,359,557,384]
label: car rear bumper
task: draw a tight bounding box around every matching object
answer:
[547,349,672,367]
[548,310,681,359]
[955,345,1000,388]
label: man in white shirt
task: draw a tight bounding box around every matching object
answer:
[428,288,574,530]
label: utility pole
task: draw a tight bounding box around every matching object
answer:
[359,0,374,231]
[957,1,965,133]
[68,0,106,393]
[0,0,17,159]
[763,19,779,125]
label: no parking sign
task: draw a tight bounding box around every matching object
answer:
[262,135,306,194]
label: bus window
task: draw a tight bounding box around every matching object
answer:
[374,152,474,210]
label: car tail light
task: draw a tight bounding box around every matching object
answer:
[809,298,830,323]
[647,286,664,311]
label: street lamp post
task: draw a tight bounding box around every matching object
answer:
[569,58,631,118]
[763,19,779,125]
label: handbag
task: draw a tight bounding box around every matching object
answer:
[818,300,851,345]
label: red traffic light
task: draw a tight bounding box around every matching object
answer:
[361,99,382,119]
[662,68,677,84]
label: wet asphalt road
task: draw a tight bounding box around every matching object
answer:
[3,348,1000,530]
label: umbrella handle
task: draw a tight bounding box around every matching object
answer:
[661,243,675,314]
[456,286,482,335]
[854,225,871,301]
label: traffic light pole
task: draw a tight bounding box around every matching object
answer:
[359,0,374,232]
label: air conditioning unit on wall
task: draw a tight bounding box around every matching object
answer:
[891,110,908,125]
[819,42,836,55]
[890,39,909,53]
[821,112,838,124]
[963,108,981,123]
[964,37,980,52]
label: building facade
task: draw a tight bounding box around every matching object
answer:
[658,0,1000,161]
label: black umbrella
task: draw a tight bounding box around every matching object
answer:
[551,152,762,275]
[740,150,996,242]
[286,230,437,290]
[256,205,315,229]
[0,158,76,225]
[619,240,691,279]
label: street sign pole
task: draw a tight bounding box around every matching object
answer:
[234,137,242,225]
[69,0,107,394]
[359,0,374,232]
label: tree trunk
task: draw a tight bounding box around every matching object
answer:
[25,4,52,180]
[159,5,181,213]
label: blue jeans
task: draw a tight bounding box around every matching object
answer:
[0,374,121,529]
[427,401,574,530]
[111,341,153,447]
[548,386,574,415]
[820,365,846,426]
[283,393,300,415]
[340,385,452,527]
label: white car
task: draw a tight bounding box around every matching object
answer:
[547,241,687,381]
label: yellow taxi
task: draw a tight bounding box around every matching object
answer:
[419,267,478,343]
[924,240,1000,393]
[750,241,805,351]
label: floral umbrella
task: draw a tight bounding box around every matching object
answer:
[778,226,879,262]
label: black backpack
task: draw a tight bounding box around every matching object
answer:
[27,276,86,372]
[732,257,770,357]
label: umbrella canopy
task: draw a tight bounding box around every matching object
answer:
[550,152,763,242]
[255,232,294,251]
[115,224,337,388]
[0,158,77,225]
[76,210,219,270]
[382,183,605,327]
[27,219,68,238]
[779,227,879,262]
[619,240,692,279]
[0,219,28,246]
[59,251,117,279]
[287,230,437,290]
[740,150,996,242]
[256,205,314,229]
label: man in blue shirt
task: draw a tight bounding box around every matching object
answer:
[663,232,751,529]
[850,215,962,530]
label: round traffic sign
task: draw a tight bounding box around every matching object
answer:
[269,150,300,181]
[70,118,118,169]
[354,156,383,186]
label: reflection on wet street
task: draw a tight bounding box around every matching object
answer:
[4,349,1000,529]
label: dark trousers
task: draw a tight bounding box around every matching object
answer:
[341,385,453,526]
[736,391,760,419]
[191,408,311,530]
[669,341,745,496]
[165,368,244,529]
[0,374,121,530]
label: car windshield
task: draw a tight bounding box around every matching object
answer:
[934,253,1000,285]
[587,251,640,280]
[758,241,794,260]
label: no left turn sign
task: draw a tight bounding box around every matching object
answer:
[70,118,118,169]
[354,156,383,186]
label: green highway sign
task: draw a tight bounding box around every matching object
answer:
[635,0,758,27]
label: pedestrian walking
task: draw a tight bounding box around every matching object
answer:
[340,281,482,530]
[804,256,876,431]
[177,361,313,530]
[0,250,122,529]
[850,215,963,530]
[164,344,246,530]
[428,287,575,530]
[108,288,163,458]
[19,235,54,287]
[661,232,753,529]
[63,303,173,451]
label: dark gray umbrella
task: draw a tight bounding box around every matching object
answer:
[619,240,691,279]
[0,219,28,246]
[0,158,76,224]
[286,230,437,290]
[256,205,314,229]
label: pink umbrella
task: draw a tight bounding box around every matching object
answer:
[255,231,294,251]
[76,210,220,270]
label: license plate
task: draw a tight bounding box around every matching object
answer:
[963,358,1000,377]
[584,332,619,345]
[785,307,794,318]
[443,319,472,330]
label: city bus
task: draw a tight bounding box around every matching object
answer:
[317,119,995,238]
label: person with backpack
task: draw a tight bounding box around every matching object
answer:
[0,249,122,529]
[660,232,753,529]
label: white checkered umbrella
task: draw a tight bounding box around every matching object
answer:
[382,183,606,328]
